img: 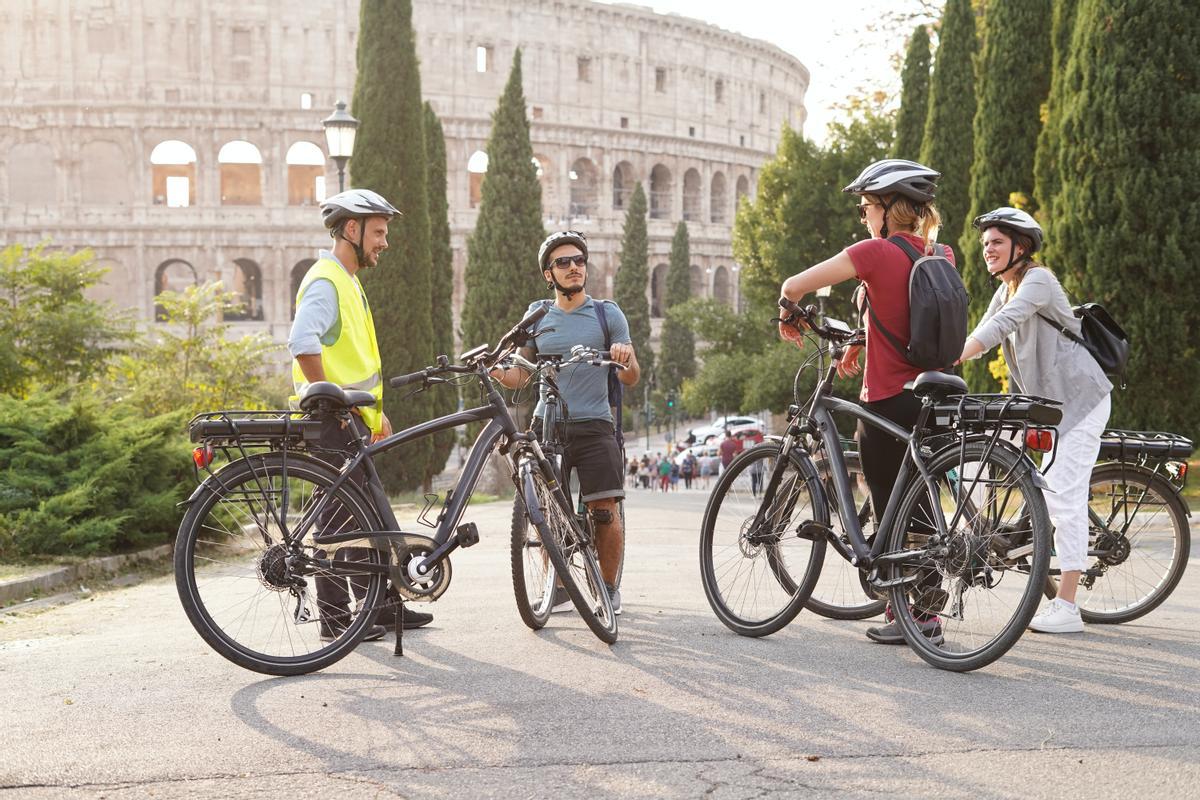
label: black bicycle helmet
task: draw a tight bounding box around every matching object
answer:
[972,207,1044,253]
[320,189,400,230]
[843,159,941,204]
[538,230,588,272]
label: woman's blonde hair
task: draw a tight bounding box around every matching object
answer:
[866,193,942,254]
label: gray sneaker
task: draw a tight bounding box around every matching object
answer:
[865,616,943,646]
[550,586,572,613]
[606,584,623,616]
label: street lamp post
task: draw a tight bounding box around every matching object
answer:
[815,284,832,318]
[322,100,359,193]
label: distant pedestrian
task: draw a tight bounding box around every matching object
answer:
[658,455,671,492]
[719,428,742,473]
[669,460,681,491]
[681,452,697,490]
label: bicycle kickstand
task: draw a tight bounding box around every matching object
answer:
[394,596,404,657]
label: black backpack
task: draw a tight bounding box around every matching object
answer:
[1038,303,1130,385]
[861,236,969,371]
[535,298,625,448]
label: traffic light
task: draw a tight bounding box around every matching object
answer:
[666,391,675,409]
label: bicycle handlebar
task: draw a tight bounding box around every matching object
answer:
[778,297,864,346]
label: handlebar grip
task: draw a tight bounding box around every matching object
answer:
[388,370,427,389]
[518,304,550,331]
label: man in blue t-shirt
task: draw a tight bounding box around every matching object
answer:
[490,231,641,614]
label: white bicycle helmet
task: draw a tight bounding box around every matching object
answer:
[843,159,941,204]
[321,189,400,230]
[538,230,588,272]
[973,207,1044,253]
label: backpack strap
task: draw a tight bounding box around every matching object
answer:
[1037,312,1087,346]
[593,299,625,449]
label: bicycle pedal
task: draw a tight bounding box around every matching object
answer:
[795,520,832,541]
[869,573,920,589]
[455,522,480,548]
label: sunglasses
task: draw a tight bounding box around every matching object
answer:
[550,254,587,269]
[857,202,879,221]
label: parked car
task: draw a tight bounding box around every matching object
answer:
[674,443,719,466]
[687,415,764,444]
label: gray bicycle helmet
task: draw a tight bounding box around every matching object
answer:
[538,230,588,272]
[320,188,400,230]
[843,159,941,204]
[972,206,1043,253]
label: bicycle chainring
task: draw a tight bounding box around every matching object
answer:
[389,533,451,602]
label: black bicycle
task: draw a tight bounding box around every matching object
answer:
[699,299,1061,671]
[174,306,616,677]
[503,345,628,630]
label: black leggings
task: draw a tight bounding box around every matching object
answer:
[856,390,924,530]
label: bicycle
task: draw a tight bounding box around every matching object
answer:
[174,306,616,677]
[503,345,628,630]
[1041,429,1193,623]
[698,298,1062,671]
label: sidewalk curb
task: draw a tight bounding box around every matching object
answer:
[0,544,173,608]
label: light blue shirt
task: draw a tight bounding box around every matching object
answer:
[527,297,631,423]
[287,250,365,357]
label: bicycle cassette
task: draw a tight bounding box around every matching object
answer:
[388,533,451,602]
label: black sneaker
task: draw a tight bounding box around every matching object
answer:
[320,621,387,642]
[865,616,944,646]
[374,604,434,630]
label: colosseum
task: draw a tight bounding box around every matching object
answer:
[1,0,809,349]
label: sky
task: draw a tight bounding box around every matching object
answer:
[596,0,940,144]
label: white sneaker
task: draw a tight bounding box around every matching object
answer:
[606,585,622,616]
[550,586,572,614]
[1028,599,1084,633]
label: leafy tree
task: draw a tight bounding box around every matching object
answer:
[424,101,456,484]
[919,0,978,251]
[1049,0,1200,439]
[0,243,134,396]
[461,48,546,351]
[658,222,695,392]
[959,0,1052,391]
[350,0,434,492]
[108,282,282,417]
[1032,0,1080,245]
[892,25,932,159]
[612,182,655,397]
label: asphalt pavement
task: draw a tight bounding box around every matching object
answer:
[2,486,1198,798]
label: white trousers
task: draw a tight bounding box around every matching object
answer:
[1042,395,1111,572]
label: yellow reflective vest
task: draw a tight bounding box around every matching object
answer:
[290,258,383,433]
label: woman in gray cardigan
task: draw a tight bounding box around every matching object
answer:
[958,207,1112,635]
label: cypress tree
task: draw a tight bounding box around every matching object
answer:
[423,101,456,484]
[919,0,978,254]
[1032,0,1080,249]
[892,25,932,160]
[350,0,432,492]
[613,182,654,399]
[959,0,1052,391]
[1050,0,1200,439]
[659,221,695,393]
[461,49,546,351]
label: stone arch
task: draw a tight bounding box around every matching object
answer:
[735,174,750,204]
[713,265,731,307]
[612,161,635,211]
[150,140,197,207]
[710,171,728,224]
[8,141,57,205]
[649,164,672,220]
[154,259,198,321]
[291,258,316,320]
[651,262,669,318]
[467,149,488,208]
[568,157,598,219]
[286,141,325,206]
[689,265,705,298]
[81,140,130,205]
[682,168,702,222]
[225,258,264,321]
[217,139,263,205]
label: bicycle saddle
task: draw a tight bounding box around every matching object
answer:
[907,371,968,400]
[299,381,378,411]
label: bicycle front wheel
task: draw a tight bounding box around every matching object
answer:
[522,465,618,643]
[174,453,387,676]
[699,443,827,637]
[1044,464,1190,624]
[885,440,1051,672]
[510,497,554,630]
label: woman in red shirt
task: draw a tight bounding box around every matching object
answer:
[779,159,949,645]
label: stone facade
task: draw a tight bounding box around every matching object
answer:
[0,0,808,349]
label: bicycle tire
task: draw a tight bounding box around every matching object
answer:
[1043,464,1190,624]
[175,453,387,676]
[885,439,1051,672]
[805,453,888,621]
[522,464,618,643]
[510,497,554,630]
[699,443,827,637]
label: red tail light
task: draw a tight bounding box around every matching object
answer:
[192,445,214,468]
[1025,429,1054,453]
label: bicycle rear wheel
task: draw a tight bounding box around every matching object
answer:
[699,443,827,637]
[521,464,618,643]
[805,453,887,621]
[175,453,387,676]
[885,440,1051,672]
[510,498,554,630]
[1043,464,1190,623]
